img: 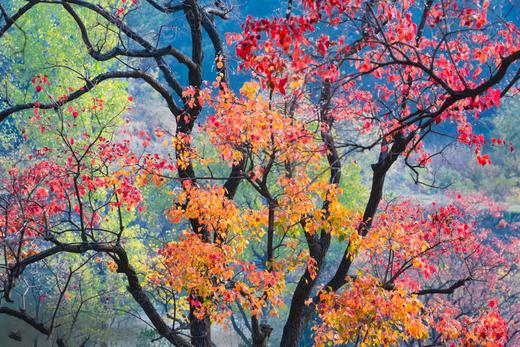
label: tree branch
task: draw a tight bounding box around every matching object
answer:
[0,1,39,39]
[414,278,471,296]
[0,306,51,335]
[0,70,181,122]
[6,241,192,347]
[144,0,183,13]
[62,3,196,69]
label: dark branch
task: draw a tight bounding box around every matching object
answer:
[0,70,181,122]
[0,1,39,39]
[38,0,185,96]
[144,0,183,13]
[6,241,192,347]
[62,3,196,69]
[414,278,471,296]
[0,306,51,335]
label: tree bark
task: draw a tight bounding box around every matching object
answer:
[280,133,410,346]
[189,309,212,347]
[116,246,193,347]
[252,317,272,347]
[280,80,340,347]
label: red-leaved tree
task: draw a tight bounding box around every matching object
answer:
[0,0,519,346]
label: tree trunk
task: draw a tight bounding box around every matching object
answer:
[252,317,272,347]
[280,304,313,347]
[190,308,212,347]
[280,134,411,345]
[117,247,192,347]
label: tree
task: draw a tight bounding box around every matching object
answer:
[0,0,519,346]
[229,0,519,344]
[1,0,236,345]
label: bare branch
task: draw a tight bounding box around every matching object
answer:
[62,3,196,69]
[0,306,51,335]
[414,277,472,296]
[144,0,183,13]
[0,1,39,39]
[0,70,181,122]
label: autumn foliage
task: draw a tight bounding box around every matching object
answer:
[0,0,519,346]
